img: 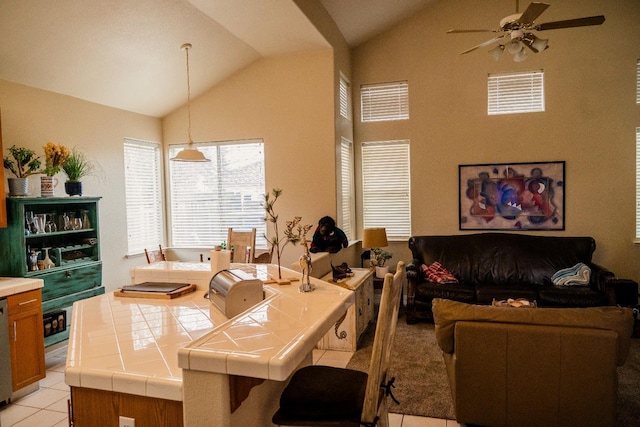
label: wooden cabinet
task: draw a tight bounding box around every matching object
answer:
[0,197,104,347]
[318,268,374,351]
[8,289,45,391]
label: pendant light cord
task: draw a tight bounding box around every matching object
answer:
[183,43,193,144]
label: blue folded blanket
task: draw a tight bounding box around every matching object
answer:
[551,263,591,286]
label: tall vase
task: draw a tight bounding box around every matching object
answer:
[40,176,58,197]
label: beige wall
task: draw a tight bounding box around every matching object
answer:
[0,79,162,288]
[352,0,640,282]
[162,50,338,268]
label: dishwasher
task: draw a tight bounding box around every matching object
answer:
[0,298,11,405]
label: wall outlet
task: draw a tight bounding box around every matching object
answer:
[119,416,135,427]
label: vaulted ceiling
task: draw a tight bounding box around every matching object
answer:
[0,0,435,117]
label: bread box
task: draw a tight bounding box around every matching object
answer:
[209,269,264,318]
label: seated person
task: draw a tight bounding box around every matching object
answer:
[309,216,348,254]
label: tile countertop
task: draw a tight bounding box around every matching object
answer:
[65,263,354,402]
[0,277,44,298]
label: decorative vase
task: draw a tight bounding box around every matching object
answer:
[42,247,55,269]
[40,176,58,197]
[375,266,389,279]
[7,177,29,197]
[64,181,83,196]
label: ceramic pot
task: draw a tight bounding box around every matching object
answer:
[64,181,83,196]
[40,176,58,197]
[7,177,29,196]
[375,266,389,279]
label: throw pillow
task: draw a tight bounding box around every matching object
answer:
[551,262,591,286]
[421,261,458,284]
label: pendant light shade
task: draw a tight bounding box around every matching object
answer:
[171,43,210,162]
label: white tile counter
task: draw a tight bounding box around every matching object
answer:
[0,277,44,298]
[65,263,353,413]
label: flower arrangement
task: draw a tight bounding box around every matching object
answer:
[62,147,94,182]
[370,247,392,267]
[41,142,70,176]
[3,145,41,178]
[263,188,313,280]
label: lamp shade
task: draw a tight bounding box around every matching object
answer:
[362,228,388,249]
[171,146,209,162]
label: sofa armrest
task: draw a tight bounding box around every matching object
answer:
[590,263,616,304]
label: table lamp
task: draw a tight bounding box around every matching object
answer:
[362,227,388,268]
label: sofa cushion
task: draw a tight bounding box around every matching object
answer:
[432,298,633,365]
[538,285,608,307]
[416,281,475,302]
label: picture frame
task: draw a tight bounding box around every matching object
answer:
[459,161,565,231]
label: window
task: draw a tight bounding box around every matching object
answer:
[636,128,640,240]
[339,74,352,120]
[123,139,163,256]
[361,140,411,239]
[168,140,266,248]
[339,137,355,240]
[488,70,544,115]
[361,81,409,122]
[636,59,640,104]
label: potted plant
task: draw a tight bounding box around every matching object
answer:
[371,247,393,278]
[40,141,70,197]
[3,145,41,196]
[62,147,94,196]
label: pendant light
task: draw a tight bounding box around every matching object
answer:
[171,43,210,162]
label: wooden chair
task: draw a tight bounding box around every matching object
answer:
[252,250,273,264]
[144,244,165,264]
[227,228,256,263]
[272,261,406,427]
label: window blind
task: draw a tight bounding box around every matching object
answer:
[636,127,640,240]
[339,137,355,240]
[339,74,352,120]
[636,59,640,104]
[123,139,163,255]
[361,81,409,122]
[362,140,411,239]
[168,140,266,248]
[488,70,544,115]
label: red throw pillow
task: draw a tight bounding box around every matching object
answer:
[421,262,458,284]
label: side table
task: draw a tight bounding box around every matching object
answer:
[611,279,639,307]
[317,268,374,351]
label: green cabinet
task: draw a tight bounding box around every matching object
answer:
[0,197,104,347]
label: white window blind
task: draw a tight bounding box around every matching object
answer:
[168,140,266,248]
[339,137,355,240]
[362,140,411,239]
[361,81,409,122]
[488,70,544,115]
[123,139,163,256]
[636,59,640,104]
[636,128,640,240]
[339,74,352,120]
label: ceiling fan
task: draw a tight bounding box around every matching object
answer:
[447,1,605,61]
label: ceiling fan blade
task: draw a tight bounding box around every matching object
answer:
[517,2,550,25]
[447,29,501,34]
[535,15,605,31]
[460,34,508,55]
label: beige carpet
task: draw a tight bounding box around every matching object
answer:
[346,314,640,426]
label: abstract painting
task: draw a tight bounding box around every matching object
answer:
[459,161,565,230]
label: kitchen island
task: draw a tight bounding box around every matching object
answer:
[65,262,353,427]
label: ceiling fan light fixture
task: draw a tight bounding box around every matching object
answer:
[489,44,505,61]
[513,48,528,62]
[530,36,549,52]
[170,43,210,163]
[507,39,524,54]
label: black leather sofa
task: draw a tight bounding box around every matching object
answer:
[406,233,618,324]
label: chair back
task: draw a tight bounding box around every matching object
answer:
[361,261,406,424]
[144,244,165,264]
[227,228,256,263]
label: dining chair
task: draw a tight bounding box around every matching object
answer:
[144,244,165,264]
[227,228,256,263]
[272,261,406,426]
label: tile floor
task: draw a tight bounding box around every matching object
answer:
[0,346,462,427]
